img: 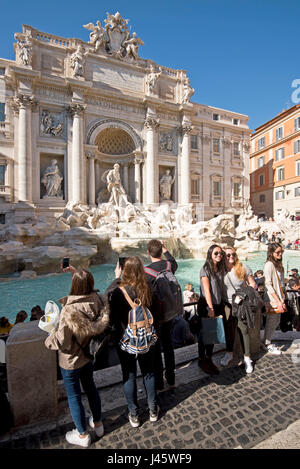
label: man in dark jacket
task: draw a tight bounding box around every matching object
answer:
[144,239,178,391]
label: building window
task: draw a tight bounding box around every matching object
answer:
[0,165,5,186]
[259,174,264,186]
[258,137,265,149]
[258,155,265,168]
[233,142,240,156]
[295,117,300,131]
[277,166,285,181]
[213,180,221,196]
[275,147,285,161]
[259,194,266,203]
[233,182,241,198]
[0,68,5,76]
[275,190,285,200]
[296,160,300,176]
[191,178,200,195]
[294,140,300,154]
[0,103,5,122]
[295,187,300,197]
[0,214,5,224]
[213,113,219,121]
[190,135,198,150]
[276,126,283,141]
[233,118,239,125]
[213,138,220,154]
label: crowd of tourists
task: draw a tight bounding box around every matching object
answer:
[1,240,299,447]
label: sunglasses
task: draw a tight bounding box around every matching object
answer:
[274,250,284,254]
[213,251,223,256]
[226,253,236,258]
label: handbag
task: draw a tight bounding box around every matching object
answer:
[200,315,226,345]
[267,269,286,315]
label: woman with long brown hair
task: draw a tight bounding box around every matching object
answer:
[223,246,256,373]
[45,269,109,447]
[109,256,158,428]
[263,243,287,355]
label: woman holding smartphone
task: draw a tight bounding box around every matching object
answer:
[45,269,109,447]
[197,244,226,375]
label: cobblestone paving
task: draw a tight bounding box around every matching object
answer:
[1,347,300,450]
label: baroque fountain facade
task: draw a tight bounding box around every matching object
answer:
[0,12,297,276]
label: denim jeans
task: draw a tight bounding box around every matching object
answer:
[153,319,175,387]
[60,361,102,434]
[117,346,157,416]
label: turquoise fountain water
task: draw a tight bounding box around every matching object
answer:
[1,251,299,324]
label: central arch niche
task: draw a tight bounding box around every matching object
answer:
[95,128,135,155]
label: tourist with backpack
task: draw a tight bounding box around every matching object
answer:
[144,239,181,391]
[108,256,159,427]
[197,244,226,375]
[45,269,109,447]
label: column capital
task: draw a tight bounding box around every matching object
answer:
[66,102,86,117]
[178,123,193,136]
[11,94,37,112]
[144,116,160,130]
[200,134,211,144]
[85,151,96,159]
[222,137,232,148]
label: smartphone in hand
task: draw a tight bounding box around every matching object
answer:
[118,257,128,270]
[62,257,70,269]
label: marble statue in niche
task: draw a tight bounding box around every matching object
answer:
[15,33,32,66]
[102,163,129,207]
[70,45,86,78]
[182,78,194,104]
[40,110,63,137]
[41,159,63,198]
[146,64,162,94]
[159,169,175,201]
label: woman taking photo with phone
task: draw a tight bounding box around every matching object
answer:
[108,256,159,428]
[197,244,226,375]
[45,269,109,447]
[263,243,287,355]
[223,246,257,373]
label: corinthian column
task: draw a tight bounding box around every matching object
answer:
[68,103,86,203]
[134,156,141,203]
[13,95,37,202]
[145,116,159,204]
[179,123,192,205]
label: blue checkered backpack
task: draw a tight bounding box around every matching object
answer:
[119,287,158,356]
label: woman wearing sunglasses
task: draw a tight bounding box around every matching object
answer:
[197,244,226,375]
[263,243,287,355]
[223,247,256,373]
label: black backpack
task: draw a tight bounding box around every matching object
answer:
[144,261,183,323]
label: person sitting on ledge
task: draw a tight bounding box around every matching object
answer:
[0,317,13,335]
[30,305,44,321]
[14,310,28,324]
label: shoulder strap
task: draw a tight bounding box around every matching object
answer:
[119,286,136,309]
[144,266,159,278]
[274,268,286,298]
[227,270,238,293]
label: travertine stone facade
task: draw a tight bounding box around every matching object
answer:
[0,13,251,223]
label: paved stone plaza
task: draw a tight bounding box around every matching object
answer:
[1,336,300,450]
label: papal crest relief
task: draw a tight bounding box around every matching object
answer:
[83,11,144,61]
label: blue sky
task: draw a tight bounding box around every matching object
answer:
[1,0,299,131]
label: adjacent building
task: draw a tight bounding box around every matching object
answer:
[250,105,300,219]
[0,13,251,224]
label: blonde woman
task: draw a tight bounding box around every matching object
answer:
[223,247,257,373]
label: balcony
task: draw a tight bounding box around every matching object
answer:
[0,185,12,202]
[0,122,11,139]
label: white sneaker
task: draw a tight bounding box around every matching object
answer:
[149,406,160,423]
[244,357,253,374]
[89,416,104,438]
[65,428,91,448]
[266,344,281,355]
[220,352,233,367]
[128,413,140,428]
